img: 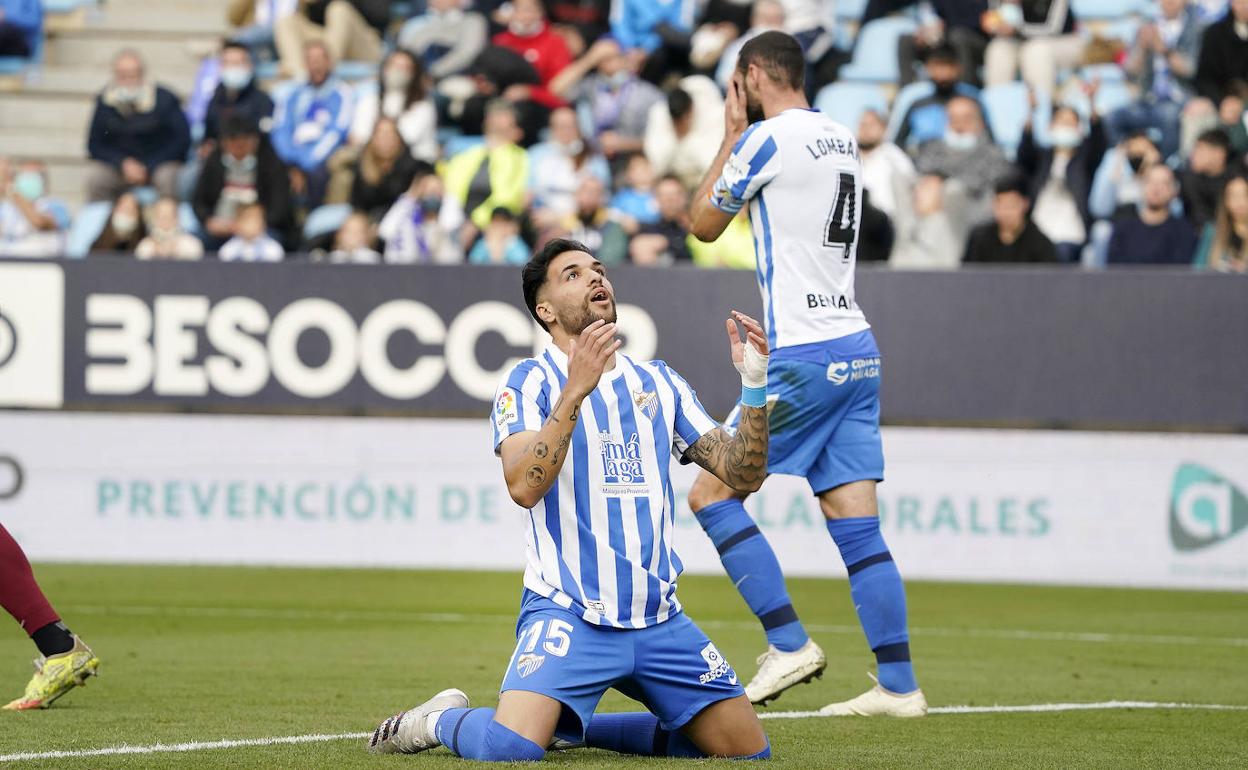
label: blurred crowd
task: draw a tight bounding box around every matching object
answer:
[1,0,1246,272]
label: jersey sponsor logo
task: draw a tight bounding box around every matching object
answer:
[599,432,647,493]
[586,599,607,614]
[698,642,732,685]
[494,388,518,430]
[516,652,546,678]
[827,362,849,385]
[632,388,658,420]
[827,358,880,386]
[1170,463,1248,551]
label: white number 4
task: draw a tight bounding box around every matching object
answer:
[520,619,574,658]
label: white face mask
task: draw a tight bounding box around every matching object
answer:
[1050,126,1083,149]
[999,3,1025,28]
[383,68,412,91]
[220,67,252,91]
[112,212,139,235]
[557,139,584,156]
[509,20,543,37]
[944,130,978,151]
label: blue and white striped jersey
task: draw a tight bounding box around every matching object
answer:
[491,345,719,629]
[711,108,871,351]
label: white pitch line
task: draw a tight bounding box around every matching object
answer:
[2,702,1246,763]
[59,604,1248,649]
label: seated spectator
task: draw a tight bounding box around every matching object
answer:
[1195,174,1248,271]
[1018,95,1108,263]
[350,118,424,222]
[319,211,382,263]
[1090,130,1164,223]
[711,0,785,91]
[893,43,983,150]
[550,38,663,161]
[270,41,354,208]
[898,1,990,87]
[0,0,40,58]
[204,42,276,148]
[0,159,69,258]
[89,193,147,256]
[1105,0,1203,161]
[609,152,660,232]
[546,1,613,53]
[1107,165,1198,265]
[443,100,529,234]
[645,76,725,192]
[964,174,1058,263]
[1219,95,1248,157]
[349,49,438,162]
[889,175,971,269]
[398,0,488,79]
[529,107,612,229]
[915,95,1009,223]
[858,109,915,221]
[983,0,1084,93]
[492,0,573,111]
[609,0,696,83]
[194,116,294,249]
[1181,129,1233,229]
[468,206,529,265]
[630,175,692,266]
[687,208,755,269]
[275,0,388,79]
[227,0,299,62]
[549,175,629,265]
[1194,0,1248,105]
[135,198,204,261]
[218,203,285,261]
[378,168,466,263]
[86,50,191,202]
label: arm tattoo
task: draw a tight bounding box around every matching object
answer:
[550,433,571,467]
[686,406,768,492]
[533,442,549,459]
[525,465,547,488]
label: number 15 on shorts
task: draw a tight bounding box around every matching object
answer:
[511,619,573,678]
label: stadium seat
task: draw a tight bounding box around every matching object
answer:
[839,17,918,83]
[1100,15,1143,44]
[1080,63,1127,84]
[302,203,353,242]
[443,134,485,159]
[1070,0,1147,20]
[66,202,113,259]
[335,60,379,82]
[885,81,934,141]
[836,0,868,21]
[814,82,887,130]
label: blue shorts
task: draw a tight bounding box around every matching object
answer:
[727,329,885,495]
[500,591,745,742]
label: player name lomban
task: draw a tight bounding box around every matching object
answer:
[805,135,859,162]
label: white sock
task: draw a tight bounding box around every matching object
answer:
[423,709,447,739]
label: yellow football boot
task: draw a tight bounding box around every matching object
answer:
[4,636,99,710]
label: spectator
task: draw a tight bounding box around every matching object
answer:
[204,42,276,149]
[227,0,299,62]
[443,100,529,234]
[889,174,972,269]
[1219,95,1248,156]
[193,115,293,249]
[687,208,755,269]
[135,198,204,261]
[609,152,660,232]
[630,175,692,266]
[321,211,382,263]
[547,0,614,52]
[1018,95,1109,263]
[86,50,191,202]
[270,41,354,208]
[964,174,1058,263]
[89,193,147,255]
[1107,165,1197,264]
[551,175,630,265]
[350,118,425,221]
[609,0,697,83]
[378,169,466,263]
[275,0,388,79]
[898,1,990,87]
[550,38,663,161]
[983,0,1083,93]
[349,49,438,162]
[529,107,612,229]
[893,43,983,150]
[1194,0,1248,104]
[1090,130,1164,222]
[397,0,488,80]
[0,0,40,58]
[491,0,573,112]
[645,76,725,192]
[0,159,68,258]
[1181,129,1233,228]
[1195,174,1248,271]
[712,0,786,91]
[859,109,915,221]
[915,95,1010,223]
[468,206,529,264]
[218,203,285,261]
[1105,0,1204,160]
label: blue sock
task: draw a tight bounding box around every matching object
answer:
[435,708,545,762]
[825,517,918,694]
[695,499,809,652]
[585,713,770,759]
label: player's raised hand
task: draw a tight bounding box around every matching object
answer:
[727,311,768,388]
[566,319,622,399]
[726,72,749,138]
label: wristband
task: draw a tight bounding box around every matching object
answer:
[741,384,767,408]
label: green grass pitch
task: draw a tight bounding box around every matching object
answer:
[1,565,1245,768]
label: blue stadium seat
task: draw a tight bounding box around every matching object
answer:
[885,81,933,140]
[1100,15,1143,43]
[66,202,113,259]
[443,134,485,159]
[839,17,918,83]
[1080,63,1127,84]
[1070,0,1147,20]
[814,82,887,130]
[981,82,1032,159]
[836,0,868,21]
[335,60,378,81]
[302,203,353,242]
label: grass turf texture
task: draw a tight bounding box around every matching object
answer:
[1,566,1245,769]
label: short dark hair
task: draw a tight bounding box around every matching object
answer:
[994,172,1029,198]
[221,40,252,57]
[220,113,259,138]
[523,238,591,331]
[926,42,959,65]
[737,30,804,91]
[667,88,693,121]
[1196,128,1232,154]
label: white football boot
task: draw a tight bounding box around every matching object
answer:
[821,673,927,717]
[367,688,470,754]
[745,639,827,705]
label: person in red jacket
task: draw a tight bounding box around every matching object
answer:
[490,0,573,113]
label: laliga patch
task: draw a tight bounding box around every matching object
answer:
[698,642,733,685]
[494,388,519,430]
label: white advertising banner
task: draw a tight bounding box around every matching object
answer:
[0,413,1244,590]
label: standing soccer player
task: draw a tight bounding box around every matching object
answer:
[686,31,927,717]
[367,239,774,760]
[1,524,100,709]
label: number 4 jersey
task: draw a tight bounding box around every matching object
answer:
[710,108,870,350]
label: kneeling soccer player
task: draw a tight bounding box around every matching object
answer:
[368,239,772,761]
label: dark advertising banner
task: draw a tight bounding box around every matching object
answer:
[0,259,1245,428]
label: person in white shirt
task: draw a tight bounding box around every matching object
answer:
[377,169,465,264]
[644,76,726,192]
[217,203,284,262]
[0,159,69,259]
[348,49,438,163]
[856,108,915,221]
[136,198,204,261]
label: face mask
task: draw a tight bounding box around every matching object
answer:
[224,154,258,172]
[151,225,180,239]
[220,67,252,91]
[113,86,140,103]
[383,69,412,91]
[419,196,442,214]
[558,139,584,156]
[608,71,631,88]
[111,213,138,235]
[933,80,956,97]
[1050,126,1082,149]
[1127,154,1147,173]
[13,171,44,201]
[510,20,543,37]
[999,3,1025,28]
[944,130,978,151]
